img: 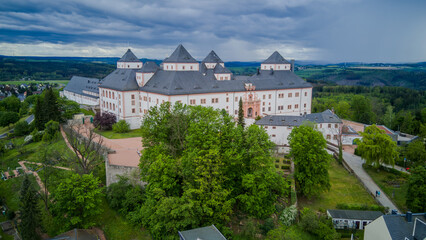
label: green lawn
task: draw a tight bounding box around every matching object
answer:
[363,165,408,212]
[79,108,95,116]
[299,160,376,211]
[96,200,151,240]
[0,174,39,212]
[95,129,142,139]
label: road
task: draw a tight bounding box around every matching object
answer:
[0,114,34,139]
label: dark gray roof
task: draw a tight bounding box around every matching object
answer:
[141,68,311,95]
[163,44,197,63]
[327,209,383,221]
[118,49,141,62]
[64,76,101,97]
[256,109,342,126]
[262,51,290,64]
[202,50,224,63]
[140,61,159,73]
[178,225,226,240]
[383,214,426,240]
[214,63,231,74]
[414,218,426,240]
[100,69,139,91]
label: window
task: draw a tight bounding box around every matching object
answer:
[211,98,218,103]
[265,126,268,129]
[327,135,331,140]
[190,66,193,70]
[288,93,292,98]
[295,92,299,97]
[182,66,185,70]
[235,110,238,115]
[268,107,271,111]
[190,99,196,105]
[263,102,265,106]
[113,104,115,111]
[131,95,135,99]
[305,92,307,97]
[235,97,238,102]
[263,95,266,99]
[335,124,338,128]
[226,97,229,102]
[149,97,151,102]
[201,99,206,104]
[272,134,276,137]
[144,109,148,114]
[109,92,111,98]
[272,126,276,129]
[278,93,284,98]
[132,100,135,105]
[132,108,135,113]
[113,92,115,99]
[140,108,142,113]
[320,124,322,128]
[333,135,338,140]
[269,94,272,99]
[328,124,331,128]
[295,104,299,109]
[156,99,159,104]
[278,106,284,110]
[304,103,307,108]
[288,105,292,109]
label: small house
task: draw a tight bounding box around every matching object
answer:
[327,209,383,230]
[178,225,227,240]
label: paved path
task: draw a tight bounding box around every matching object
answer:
[341,151,400,213]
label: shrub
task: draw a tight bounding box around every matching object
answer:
[260,218,275,235]
[112,120,130,133]
[14,120,31,136]
[42,120,60,142]
[299,208,340,240]
[30,129,44,142]
[279,205,297,226]
[94,112,116,130]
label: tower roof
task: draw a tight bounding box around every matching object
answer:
[214,62,231,74]
[140,61,159,73]
[202,50,224,63]
[262,51,290,64]
[118,49,141,62]
[163,44,198,63]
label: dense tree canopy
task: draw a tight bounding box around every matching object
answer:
[288,124,331,198]
[0,111,20,127]
[406,166,426,212]
[356,125,398,169]
[139,103,289,239]
[19,175,41,240]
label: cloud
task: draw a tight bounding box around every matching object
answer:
[0,0,425,62]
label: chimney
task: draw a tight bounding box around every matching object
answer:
[406,211,412,222]
[291,59,295,72]
[391,209,398,215]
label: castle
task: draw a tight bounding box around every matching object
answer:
[63,44,313,129]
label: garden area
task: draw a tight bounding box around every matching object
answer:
[95,128,141,139]
[363,165,409,212]
[299,160,376,212]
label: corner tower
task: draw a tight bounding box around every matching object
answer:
[261,51,291,71]
[163,44,199,71]
[117,49,142,69]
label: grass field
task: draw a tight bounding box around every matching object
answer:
[95,129,142,139]
[363,165,409,212]
[299,160,376,211]
[0,80,69,85]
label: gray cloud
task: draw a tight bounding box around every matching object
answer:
[0,0,424,62]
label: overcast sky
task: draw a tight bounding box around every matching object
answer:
[0,0,425,62]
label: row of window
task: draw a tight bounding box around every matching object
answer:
[319,123,339,129]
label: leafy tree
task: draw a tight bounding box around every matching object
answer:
[14,120,31,136]
[19,175,41,240]
[335,100,351,119]
[42,120,60,142]
[356,125,398,169]
[405,140,426,167]
[1,95,21,112]
[42,88,60,123]
[0,111,20,127]
[59,99,80,120]
[93,112,116,130]
[351,95,374,124]
[406,166,426,212]
[288,124,331,198]
[19,101,29,117]
[299,208,340,240]
[238,97,245,128]
[383,105,396,129]
[139,103,288,239]
[112,120,130,133]
[52,173,104,228]
[400,112,417,134]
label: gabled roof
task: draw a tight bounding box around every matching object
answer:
[118,49,141,62]
[213,63,231,74]
[327,209,383,221]
[64,76,101,97]
[100,69,139,91]
[382,214,426,240]
[163,44,197,63]
[140,61,159,73]
[255,109,341,126]
[178,225,227,240]
[262,51,290,64]
[202,50,224,63]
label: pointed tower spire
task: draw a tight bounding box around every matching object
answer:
[163,44,197,63]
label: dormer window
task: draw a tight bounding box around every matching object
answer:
[190,66,193,70]
[182,66,185,70]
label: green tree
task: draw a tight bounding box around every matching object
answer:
[0,111,20,127]
[400,112,416,134]
[52,173,103,228]
[112,120,130,133]
[238,97,245,128]
[19,101,30,117]
[405,140,426,167]
[14,120,31,136]
[42,88,60,123]
[139,103,288,239]
[406,166,426,212]
[19,175,41,240]
[1,96,21,112]
[335,101,351,119]
[356,125,398,169]
[34,97,45,130]
[351,95,374,124]
[288,124,331,198]
[42,120,60,142]
[383,105,396,129]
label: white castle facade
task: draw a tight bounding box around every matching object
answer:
[63,45,313,129]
